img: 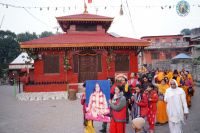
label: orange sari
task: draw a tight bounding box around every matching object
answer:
[181,85,191,107]
[181,78,194,107]
[156,84,169,124]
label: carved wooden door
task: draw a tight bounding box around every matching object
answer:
[78,55,98,82]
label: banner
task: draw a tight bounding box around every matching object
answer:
[85,80,110,122]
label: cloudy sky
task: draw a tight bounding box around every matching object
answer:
[0,0,200,38]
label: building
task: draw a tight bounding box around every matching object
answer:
[189,27,200,82]
[20,11,148,92]
[190,27,200,58]
[141,35,190,70]
[8,52,34,84]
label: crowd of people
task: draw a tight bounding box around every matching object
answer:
[81,68,195,133]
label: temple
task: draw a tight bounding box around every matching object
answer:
[20,11,148,92]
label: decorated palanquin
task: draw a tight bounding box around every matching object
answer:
[20,11,148,92]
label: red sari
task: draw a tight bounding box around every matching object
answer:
[147,90,158,131]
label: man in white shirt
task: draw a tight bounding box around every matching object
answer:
[164,79,189,133]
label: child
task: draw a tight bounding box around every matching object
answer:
[145,84,158,133]
[131,84,148,119]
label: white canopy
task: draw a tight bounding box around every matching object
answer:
[9,52,34,70]
[107,10,137,38]
[172,53,192,60]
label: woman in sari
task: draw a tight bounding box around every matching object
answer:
[180,74,194,107]
[152,76,169,124]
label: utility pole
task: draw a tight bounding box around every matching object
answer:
[0,15,5,29]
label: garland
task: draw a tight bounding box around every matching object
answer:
[106,50,115,71]
[63,52,72,71]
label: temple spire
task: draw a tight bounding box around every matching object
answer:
[83,0,88,14]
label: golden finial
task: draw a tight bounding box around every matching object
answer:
[83,1,88,14]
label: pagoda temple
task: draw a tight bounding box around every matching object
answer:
[20,11,148,92]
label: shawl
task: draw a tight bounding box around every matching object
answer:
[164,79,189,123]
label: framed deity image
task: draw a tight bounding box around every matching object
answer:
[85,80,110,122]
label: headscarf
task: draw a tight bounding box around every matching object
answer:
[169,79,178,89]
[164,79,189,123]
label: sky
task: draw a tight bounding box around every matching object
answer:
[0,0,200,38]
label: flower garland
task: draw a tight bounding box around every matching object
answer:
[63,52,72,71]
[106,50,115,71]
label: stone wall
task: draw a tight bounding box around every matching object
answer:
[150,60,171,70]
[192,64,200,81]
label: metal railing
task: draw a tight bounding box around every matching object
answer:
[146,42,189,49]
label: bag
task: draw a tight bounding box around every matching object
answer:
[188,87,194,96]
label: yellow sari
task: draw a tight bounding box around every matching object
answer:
[84,120,96,133]
[156,84,169,124]
[166,71,173,80]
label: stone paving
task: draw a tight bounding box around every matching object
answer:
[0,85,200,133]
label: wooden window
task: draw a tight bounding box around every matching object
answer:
[44,55,59,73]
[97,54,102,72]
[73,54,79,73]
[115,54,129,71]
[151,53,159,60]
[76,24,97,31]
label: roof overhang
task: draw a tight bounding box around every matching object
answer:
[56,13,113,22]
[20,42,149,49]
[56,18,113,22]
[9,64,34,70]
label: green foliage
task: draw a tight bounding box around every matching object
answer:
[17,32,38,42]
[0,30,55,79]
[192,56,200,65]
[39,31,54,38]
[0,30,20,78]
[63,56,72,71]
[24,49,38,60]
[180,28,191,35]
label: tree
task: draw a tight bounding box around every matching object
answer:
[39,31,54,38]
[17,32,38,42]
[0,30,20,78]
[180,28,191,35]
[0,30,56,79]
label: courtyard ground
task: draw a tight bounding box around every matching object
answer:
[0,85,200,133]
